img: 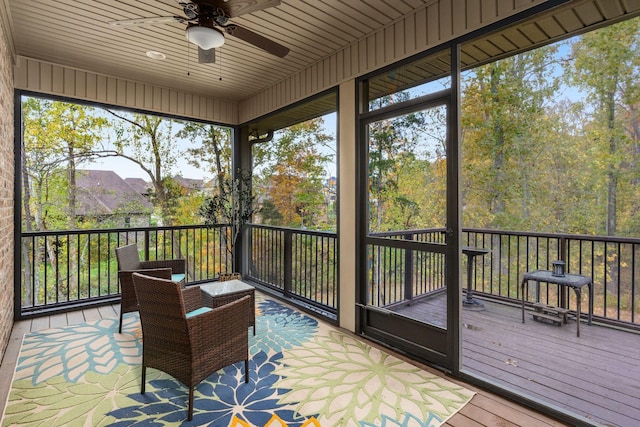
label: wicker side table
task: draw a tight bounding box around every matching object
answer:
[200,280,256,335]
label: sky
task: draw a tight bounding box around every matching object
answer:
[81,38,584,183]
[85,112,338,182]
[86,145,207,181]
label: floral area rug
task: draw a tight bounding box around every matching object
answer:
[2,295,474,426]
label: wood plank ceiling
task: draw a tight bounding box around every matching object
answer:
[366,0,640,101]
[5,0,640,113]
[6,0,431,102]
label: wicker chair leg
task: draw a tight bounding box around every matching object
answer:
[244,359,249,383]
[118,311,123,333]
[188,388,195,421]
[141,366,146,394]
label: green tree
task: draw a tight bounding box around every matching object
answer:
[368,100,446,232]
[22,97,107,304]
[23,98,107,231]
[253,118,333,229]
[106,111,182,225]
[462,46,561,231]
[177,123,232,198]
[199,169,255,271]
[568,18,640,236]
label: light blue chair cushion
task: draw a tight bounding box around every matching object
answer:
[186,307,212,319]
[172,273,186,283]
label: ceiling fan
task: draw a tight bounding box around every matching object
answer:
[109,0,289,64]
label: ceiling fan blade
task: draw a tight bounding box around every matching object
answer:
[198,47,216,63]
[109,16,178,26]
[225,24,289,57]
[193,0,281,18]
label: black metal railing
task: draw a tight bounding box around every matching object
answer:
[246,224,338,315]
[19,225,232,315]
[366,230,446,308]
[19,223,639,327]
[19,223,339,318]
[367,228,640,327]
[463,229,640,326]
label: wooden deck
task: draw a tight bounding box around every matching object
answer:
[394,295,640,427]
[0,302,570,427]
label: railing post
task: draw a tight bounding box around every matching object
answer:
[559,235,567,308]
[404,233,414,302]
[284,229,292,297]
[559,235,567,263]
[144,230,150,261]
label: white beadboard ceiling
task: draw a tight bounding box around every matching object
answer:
[5,0,640,109]
[6,0,432,102]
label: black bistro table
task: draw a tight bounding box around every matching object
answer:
[461,246,490,311]
[520,270,593,337]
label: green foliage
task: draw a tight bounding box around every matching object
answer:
[177,123,232,178]
[22,97,108,231]
[253,118,335,229]
[357,18,640,268]
[368,105,446,232]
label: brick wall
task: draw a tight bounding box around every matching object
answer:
[0,19,14,359]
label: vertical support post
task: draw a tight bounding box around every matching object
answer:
[448,43,463,374]
[144,230,150,261]
[235,126,250,275]
[14,91,24,320]
[284,229,293,297]
[404,233,414,303]
[559,236,567,308]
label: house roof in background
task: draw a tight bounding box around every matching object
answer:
[76,170,152,216]
[173,175,205,191]
[124,177,151,194]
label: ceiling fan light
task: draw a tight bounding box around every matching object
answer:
[185,25,225,50]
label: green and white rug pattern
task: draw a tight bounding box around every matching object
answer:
[2,297,474,426]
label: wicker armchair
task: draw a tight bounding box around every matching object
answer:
[131,272,251,421]
[115,243,186,333]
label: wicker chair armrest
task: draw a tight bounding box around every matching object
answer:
[188,295,251,353]
[120,268,172,280]
[118,270,134,282]
[140,259,186,274]
[182,286,202,313]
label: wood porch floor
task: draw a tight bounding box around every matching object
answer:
[0,300,571,427]
[394,296,640,427]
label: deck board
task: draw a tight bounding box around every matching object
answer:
[48,313,69,328]
[0,302,568,427]
[81,306,103,322]
[468,394,566,427]
[30,316,49,331]
[394,296,640,427]
[65,310,86,325]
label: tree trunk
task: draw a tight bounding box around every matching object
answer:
[489,67,506,218]
[21,142,34,307]
[605,88,617,236]
[67,146,77,229]
[66,146,79,294]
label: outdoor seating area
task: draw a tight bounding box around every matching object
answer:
[0,294,567,426]
[2,1,640,426]
[132,273,251,421]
